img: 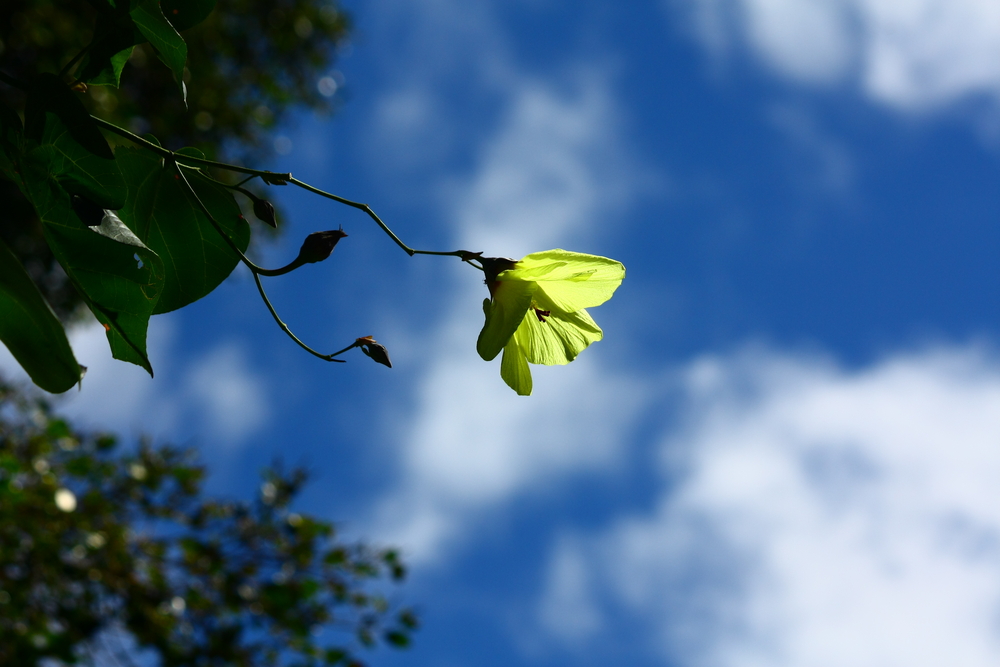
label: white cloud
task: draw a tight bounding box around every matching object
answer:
[366,0,513,169]
[741,0,856,83]
[457,77,633,255]
[0,320,175,434]
[370,28,645,562]
[677,0,1000,110]
[0,319,269,446]
[183,344,270,443]
[538,344,1000,666]
[538,534,604,642]
[379,350,645,561]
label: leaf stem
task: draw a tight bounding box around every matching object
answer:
[90,115,483,267]
[173,160,350,362]
[251,272,347,363]
[173,163,301,276]
[171,162,261,269]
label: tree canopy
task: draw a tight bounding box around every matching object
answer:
[0,379,417,666]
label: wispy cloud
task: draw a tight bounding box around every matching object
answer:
[674,0,1000,111]
[538,344,1000,665]
[0,319,269,446]
[366,2,647,563]
[766,102,854,192]
[182,343,270,444]
[456,76,635,255]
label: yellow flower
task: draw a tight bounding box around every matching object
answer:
[476,249,625,395]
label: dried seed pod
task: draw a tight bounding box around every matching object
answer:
[297,229,348,264]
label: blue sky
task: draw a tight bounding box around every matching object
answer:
[7,0,1000,664]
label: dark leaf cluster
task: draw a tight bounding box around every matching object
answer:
[0,380,417,666]
[1,0,351,319]
[0,0,396,390]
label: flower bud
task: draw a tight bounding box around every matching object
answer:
[297,229,348,264]
[356,336,392,368]
[251,195,278,227]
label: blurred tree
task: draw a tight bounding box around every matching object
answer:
[0,0,351,320]
[0,379,417,666]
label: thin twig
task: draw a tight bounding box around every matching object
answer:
[92,115,483,266]
[251,272,350,363]
[174,160,357,362]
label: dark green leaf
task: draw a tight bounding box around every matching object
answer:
[78,4,143,87]
[18,115,164,374]
[81,42,136,88]
[162,0,217,32]
[33,114,128,209]
[115,146,249,313]
[43,200,163,374]
[24,73,114,160]
[129,0,188,87]
[0,236,83,393]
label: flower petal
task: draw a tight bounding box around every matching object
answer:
[500,335,532,395]
[514,307,603,366]
[476,279,536,361]
[501,249,624,312]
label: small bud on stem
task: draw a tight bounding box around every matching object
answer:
[356,336,392,368]
[297,229,348,264]
[251,196,278,227]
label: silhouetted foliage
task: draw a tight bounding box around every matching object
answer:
[0,0,350,320]
[0,380,417,666]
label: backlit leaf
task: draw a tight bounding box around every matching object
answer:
[17,114,163,374]
[115,146,249,313]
